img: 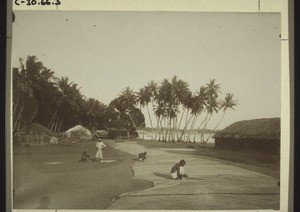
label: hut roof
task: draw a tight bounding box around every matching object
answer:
[214,118,280,140]
[66,125,92,139]
[20,123,58,137]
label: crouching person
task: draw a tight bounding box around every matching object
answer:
[171,159,188,180]
[138,151,147,161]
[79,151,92,162]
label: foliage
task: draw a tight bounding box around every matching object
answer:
[13,55,145,137]
[13,55,236,143]
[107,87,145,138]
[134,76,238,143]
[107,129,138,139]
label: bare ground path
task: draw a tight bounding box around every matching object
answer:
[109,141,280,210]
[12,140,152,209]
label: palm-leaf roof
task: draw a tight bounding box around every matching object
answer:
[214,118,280,140]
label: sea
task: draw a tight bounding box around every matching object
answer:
[137,131,215,146]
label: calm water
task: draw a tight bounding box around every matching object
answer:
[137,131,215,145]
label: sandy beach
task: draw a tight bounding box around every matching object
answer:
[109,140,280,210]
[12,138,279,210]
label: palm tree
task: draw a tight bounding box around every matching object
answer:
[147,81,159,140]
[54,76,82,131]
[13,67,33,128]
[154,102,164,141]
[178,93,196,142]
[33,68,59,126]
[176,90,192,139]
[188,86,208,142]
[136,87,150,139]
[205,93,237,142]
[136,86,155,139]
[198,79,221,142]
[200,96,220,143]
[171,76,190,141]
[206,79,221,98]
[13,56,45,131]
[115,87,140,138]
[156,78,176,142]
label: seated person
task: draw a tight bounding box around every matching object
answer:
[79,151,92,162]
[171,159,188,180]
[138,151,147,161]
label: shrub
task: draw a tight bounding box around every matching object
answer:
[107,129,138,139]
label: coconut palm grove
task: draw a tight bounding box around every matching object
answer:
[13,55,237,142]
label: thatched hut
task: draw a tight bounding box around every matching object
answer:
[15,123,60,145]
[65,125,92,140]
[214,118,280,154]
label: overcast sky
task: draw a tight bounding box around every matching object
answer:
[12,11,281,129]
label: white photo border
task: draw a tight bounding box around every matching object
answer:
[7,0,293,211]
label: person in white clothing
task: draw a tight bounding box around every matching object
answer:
[94,138,106,162]
[171,159,188,180]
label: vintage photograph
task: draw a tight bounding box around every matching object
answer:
[11,11,281,210]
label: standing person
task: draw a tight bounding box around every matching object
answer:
[171,159,188,180]
[94,136,106,162]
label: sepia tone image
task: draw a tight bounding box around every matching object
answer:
[11,11,281,210]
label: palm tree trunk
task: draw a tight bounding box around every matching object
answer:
[146,105,154,140]
[191,114,201,142]
[154,116,159,141]
[159,116,163,141]
[172,117,176,142]
[47,112,57,128]
[165,107,172,142]
[205,111,226,142]
[161,116,165,141]
[161,114,165,141]
[17,115,22,131]
[177,106,186,131]
[186,114,197,142]
[168,117,172,142]
[13,105,24,132]
[127,112,137,129]
[51,115,58,131]
[201,113,213,143]
[151,100,159,129]
[178,114,193,141]
[54,117,59,132]
[58,120,63,132]
[200,112,210,142]
[157,118,160,141]
[173,111,178,141]
[13,93,20,114]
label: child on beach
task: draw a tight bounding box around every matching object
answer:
[94,136,106,162]
[138,151,147,161]
[171,159,188,180]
